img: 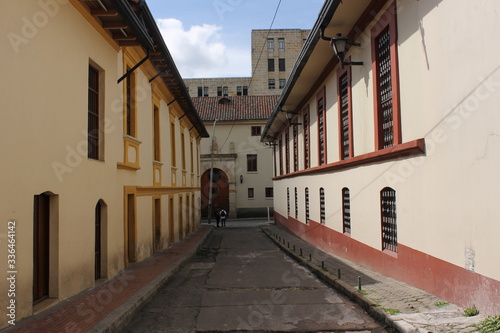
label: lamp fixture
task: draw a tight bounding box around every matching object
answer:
[320,28,363,69]
[280,109,302,126]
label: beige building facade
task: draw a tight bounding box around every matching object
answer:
[0,0,208,328]
[194,96,278,219]
[263,0,500,314]
[185,29,310,98]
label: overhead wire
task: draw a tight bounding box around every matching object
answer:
[218,0,283,153]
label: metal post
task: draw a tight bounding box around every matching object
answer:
[207,119,218,224]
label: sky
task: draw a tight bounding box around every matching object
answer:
[145,0,324,78]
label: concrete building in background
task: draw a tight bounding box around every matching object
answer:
[262,0,500,315]
[194,95,279,218]
[0,0,208,328]
[185,29,310,97]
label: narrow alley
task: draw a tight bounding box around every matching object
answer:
[124,221,386,332]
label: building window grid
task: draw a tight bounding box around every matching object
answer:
[294,187,298,218]
[285,132,290,174]
[88,65,100,160]
[237,86,242,95]
[279,79,286,89]
[377,27,394,149]
[247,154,257,172]
[318,97,326,165]
[342,188,351,234]
[278,38,285,50]
[265,187,274,198]
[197,87,203,97]
[381,187,397,252]
[287,187,290,216]
[268,79,276,90]
[279,58,285,72]
[251,126,261,136]
[303,111,310,169]
[320,188,326,224]
[248,188,254,199]
[204,87,209,96]
[268,59,275,72]
[268,38,274,51]
[305,188,310,224]
[339,73,350,160]
[293,125,298,172]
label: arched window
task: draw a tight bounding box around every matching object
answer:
[381,187,397,252]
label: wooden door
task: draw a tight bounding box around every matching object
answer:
[201,168,229,217]
[33,194,50,304]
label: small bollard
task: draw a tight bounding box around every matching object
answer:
[293,245,296,252]
[300,248,303,256]
[321,261,325,269]
[338,268,341,279]
[358,276,362,290]
[287,242,290,248]
[309,254,312,261]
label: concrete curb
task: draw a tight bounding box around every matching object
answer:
[90,226,214,333]
[261,226,403,333]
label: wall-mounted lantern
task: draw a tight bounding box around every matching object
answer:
[320,28,363,69]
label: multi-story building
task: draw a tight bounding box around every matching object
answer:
[262,0,500,314]
[194,95,279,218]
[0,0,208,327]
[185,29,310,97]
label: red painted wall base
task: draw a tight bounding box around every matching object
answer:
[275,213,500,315]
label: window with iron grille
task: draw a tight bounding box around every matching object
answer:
[125,66,136,137]
[285,132,290,174]
[372,3,400,150]
[287,187,290,216]
[268,59,275,72]
[303,110,310,169]
[377,28,393,149]
[279,136,283,175]
[320,188,326,224]
[247,154,257,172]
[251,126,261,136]
[381,187,397,252]
[265,187,274,198]
[339,71,352,160]
[88,65,100,160]
[318,94,326,165]
[305,188,310,224]
[293,125,298,172]
[294,187,298,218]
[279,58,285,72]
[342,188,351,234]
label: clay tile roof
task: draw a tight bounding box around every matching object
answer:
[193,95,280,121]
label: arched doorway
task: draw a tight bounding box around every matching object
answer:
[201,168,229,218]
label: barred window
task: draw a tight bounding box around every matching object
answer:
[381,187,397,252]
[285,132,290,174]
[320,188,326,224]
[303,110,310,169]
[342,188,351,234]
[305,188,310,224]
[294,187,298,218]
[293,125,298,172]
[287,187,290,216]
[88,65,100,160]
[317,89,326,165]
[339,71,352,160]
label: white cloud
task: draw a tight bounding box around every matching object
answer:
[156,18,250,78]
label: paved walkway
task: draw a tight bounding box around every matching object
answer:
[262,224,486,333]
[2,225,212,333]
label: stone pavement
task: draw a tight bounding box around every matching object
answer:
[262,224,486,333]
[1,225,213,333]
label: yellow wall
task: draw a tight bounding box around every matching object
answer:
[0,1,203,327]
